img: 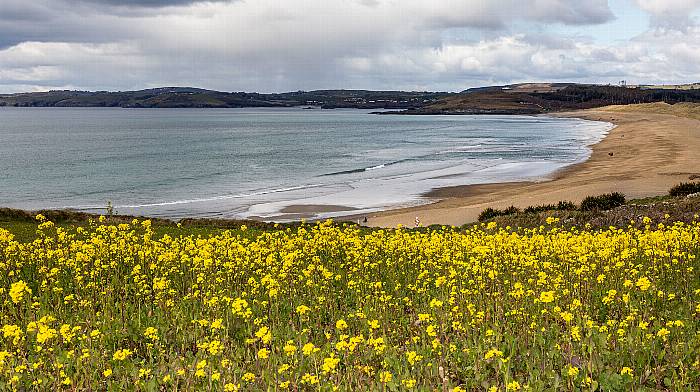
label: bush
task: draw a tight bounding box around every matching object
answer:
[580,192,626,211]
[557,201,577,211]
[669,182,700,197]
[523,201,576,214]
[502,206,520,215]
[478,208,501,222]
[523,204,554,214]
[478,206,520,222]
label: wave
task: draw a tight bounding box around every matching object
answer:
[435,144,484,154]
[365,164,386,171]
[320,167,370,176]
[321,147,489,177]
[320,159,412,177]
[64,184,326,210]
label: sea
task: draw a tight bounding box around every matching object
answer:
[0,107,613,221]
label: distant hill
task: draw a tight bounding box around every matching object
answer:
[0,88,449,109]
[4,83,700,113]
[392,83,700,115]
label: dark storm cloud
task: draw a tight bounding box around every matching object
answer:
[0,1,110,48]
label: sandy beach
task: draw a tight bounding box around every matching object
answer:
[359,103,700,227]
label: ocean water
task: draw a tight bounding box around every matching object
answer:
[0,107,612,221]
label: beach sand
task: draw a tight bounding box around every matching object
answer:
[359,103,700,227]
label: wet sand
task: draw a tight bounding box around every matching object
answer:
[281,204,358,214]
[359,104,700,227]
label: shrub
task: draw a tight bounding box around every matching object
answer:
[502,206,520,215]
[669,182,700,197]
[580,192,626,211]
[478,206,520,222]
[523,205,552,214]
[557,201,577,211]
[523,201,577,214]
[478,207,501,222]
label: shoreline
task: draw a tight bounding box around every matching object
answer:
[262,114,614,223]
[354,104,700,227]
[3,104,697,226]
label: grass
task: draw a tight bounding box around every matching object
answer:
[474,183,700,230]
[475,195,699,230]
[602,102,700,120]
[0,208,295,243]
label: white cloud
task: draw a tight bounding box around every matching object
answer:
[0,0,699,92]
[635,0,700,27]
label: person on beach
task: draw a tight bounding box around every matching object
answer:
[415,216,420,227]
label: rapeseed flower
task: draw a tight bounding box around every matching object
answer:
[0,218,698,389]
[8,281,31,304]
[379,371,392,383]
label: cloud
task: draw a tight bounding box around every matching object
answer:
[635,0,700,28]
[526,0,615,25]
[0,41,155,90]
[0,0,698,93]
[397,0,614,30]
[76,0,236,8]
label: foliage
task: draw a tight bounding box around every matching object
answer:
[1,216,699,390]
[523,201,577,214]
[0,89,447,109]
[580,193,626,211]
[480,201,578,222]
[477,207,501,222]
[501,206,520,216]
[477,206,520,222]
[669,182,700,197]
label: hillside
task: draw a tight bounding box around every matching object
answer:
[601,102,700,120]
[387,83,700,115]
[0,88,448,109]
[4,83,700,113]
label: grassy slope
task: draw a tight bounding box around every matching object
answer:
[0,208,284,242]
[601,102,700,120]
[416,86,700,115]
[475,195,700,231]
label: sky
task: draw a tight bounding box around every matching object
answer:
[1,0,699,93]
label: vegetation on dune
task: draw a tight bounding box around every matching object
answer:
[477,196,700,232]
[579,193,626,212]
[479,202,578,222]
[1,213,699,390]
[476,193,627,223]
[523,202,577,215]
[669,182,700,197]
[601,102,700,120]
[478,206,521,222]
[475,186,700,229]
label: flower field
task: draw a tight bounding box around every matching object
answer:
[1,215,699,390]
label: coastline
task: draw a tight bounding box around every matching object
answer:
[354,104,700,227]
[3,104,697,226]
